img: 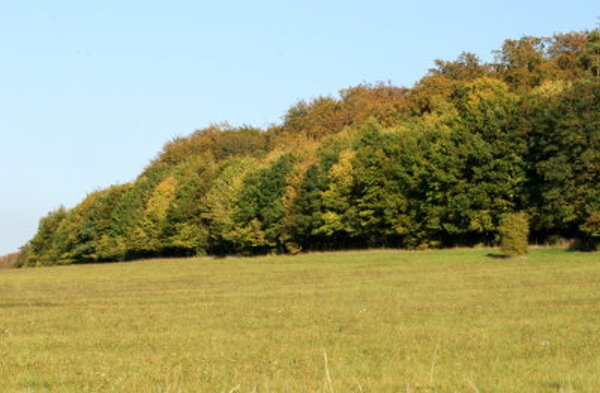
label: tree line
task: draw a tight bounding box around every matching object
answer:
[0,252,19,269]
[17,30,600,267]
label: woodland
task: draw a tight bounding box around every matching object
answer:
[16,30,600,266]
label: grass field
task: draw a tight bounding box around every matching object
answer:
[1,248,599,392]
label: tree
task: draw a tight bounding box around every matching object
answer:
[351,122,403,246]
[282,163,326,252]
[162,155,216,256]
[317,149,357,242]
[231,154,295,253]
[20,207,67,266]
[494,36,549,92]
[202,158,256,253]
[526,79,600,240]
[582,29,600,78]
[142,176,178,253]
[431,52,491,81]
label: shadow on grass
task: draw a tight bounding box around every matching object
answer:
[486,253,509,259]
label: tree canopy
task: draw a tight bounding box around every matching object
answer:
[18,29,600,267]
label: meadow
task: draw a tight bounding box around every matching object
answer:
[1,248,599,392]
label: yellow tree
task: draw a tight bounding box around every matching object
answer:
[317,150,357,237]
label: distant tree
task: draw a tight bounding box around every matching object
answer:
[494,36,549,91]
[526,79,600,240]
[317,149,357,242]
[155,125,267,166]
[281,163,323,253]
[142,176,178,252]
[202,158,256,253]
[281,131,360,251]
[0,252,20,269]
[35,185,131,264]
[232,154,295,253]
[407,74,456,115]
[387,78,525,248]
[582,29,600,78]
[545,32,589,80]
[278,97,349,140]
[338,83,408,127]
[162,155,216,256]
[351,122,403,246]
[110,163,172,259]
[431,52,491,81]
[20,207,67,266]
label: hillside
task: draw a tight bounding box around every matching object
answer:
[17,30,600,267]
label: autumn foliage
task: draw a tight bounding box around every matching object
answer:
[18,30,600,266]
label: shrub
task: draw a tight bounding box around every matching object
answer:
[498,212,529,257]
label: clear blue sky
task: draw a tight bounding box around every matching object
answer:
[0,0,597,255]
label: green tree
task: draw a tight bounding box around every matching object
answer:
[351,122,405,246]
[20,207,67,266]
[526,79,600,240]
[232,154,295,253]
[162,155,216,256]
[110,163,173,259]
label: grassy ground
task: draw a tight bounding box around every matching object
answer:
[1,248,599,392]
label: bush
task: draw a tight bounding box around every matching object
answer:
[498,212,529,257]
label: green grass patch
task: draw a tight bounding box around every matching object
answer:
[1,248,599,392]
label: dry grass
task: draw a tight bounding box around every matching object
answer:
[1,248,599,392]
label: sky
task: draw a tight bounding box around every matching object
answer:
[0,0,597,255]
